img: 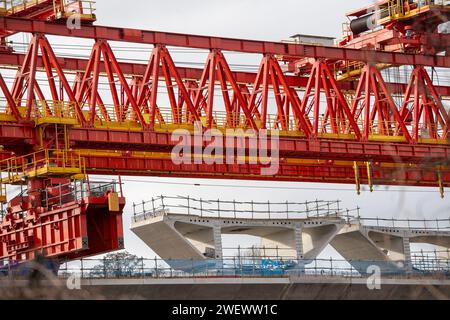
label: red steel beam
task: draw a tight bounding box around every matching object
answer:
[1,122,449,165]
[0,51,305,87]
[1,147,446,190]
[67,128,450,164]
[0,17,449,68]
[82,154,450,188]
[1,51,450,96]
[2,124,449,188]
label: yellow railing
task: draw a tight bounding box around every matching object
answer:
[0,0,51,14]
[378,0,446,22]
[0,183,6,203]
[0,0,95,18]
[54,0,95,18]
[1,99,447,141]
[34,100,78,119]
[0,149,85,184]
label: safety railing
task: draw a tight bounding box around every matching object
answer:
[221,246,297,261]
[2,98,448,141]
[0,179,122,223]
[33,100,78,120]
[133,196,343,222]
[54,0,95,17]
[51,255,450,280]
[0,0,50,14]
[346,214,450,231]
[0,149,85,184]
[378,0,434,21]
[43,179,122,208]
[0,0,95,19]
[0,184,6,203]
[412,250,450,272]
[0,205,5,222]
[1,248,449,279]
[414,249,450,259]
[133,196,450,232]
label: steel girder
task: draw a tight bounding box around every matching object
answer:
[0,16,449,67]
[0,51,449,97]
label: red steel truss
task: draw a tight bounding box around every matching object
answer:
[400,67,450,142]
[0,30,448,189]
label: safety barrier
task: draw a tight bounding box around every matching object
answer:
[133,196,343,221]
[0,0,95,18]
[0,149,85,184]
[52,254,450,280]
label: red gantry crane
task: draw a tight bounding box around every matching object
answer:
[0,0,449,264]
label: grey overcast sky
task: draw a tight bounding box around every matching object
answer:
[95,0,373,39]
[67,0,448,259]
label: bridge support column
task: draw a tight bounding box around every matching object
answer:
[403,237,413,272]
[213,225,223,260]
[295,224,305,273]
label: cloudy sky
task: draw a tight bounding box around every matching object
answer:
[96,0,372,39]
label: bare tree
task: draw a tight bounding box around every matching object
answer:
[90,251,142,278]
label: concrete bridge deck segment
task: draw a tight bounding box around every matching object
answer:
[330,224,450,273]
[131,211,343,262]
[131,210,450,272]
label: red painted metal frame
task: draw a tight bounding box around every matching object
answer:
[7,34,84,122]
[300,59,360,138]
[0,34,448,190]
[350,64,413,143]
[0,194,125,262]
[74,39,147,127]
[399,66,450,141]
[81,153,450,188]
[2,124,449,165]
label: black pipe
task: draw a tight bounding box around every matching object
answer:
[350,13,376,35]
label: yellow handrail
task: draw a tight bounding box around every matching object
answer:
[54,0,96,17]
[0,149,85,184]
[0,183,6,203]
[0,0,95,17]
[1,0,50,15]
